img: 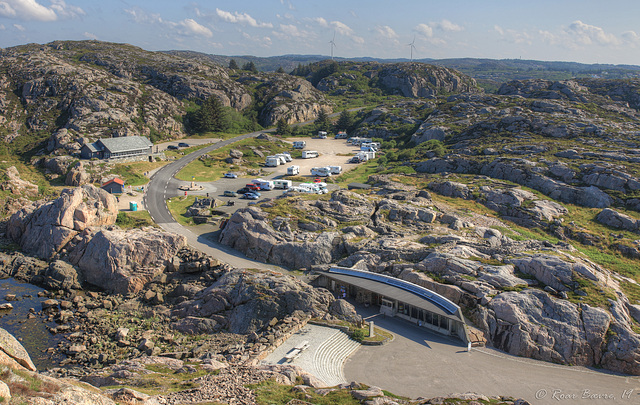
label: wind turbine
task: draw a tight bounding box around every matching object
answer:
[329,31,337,60]
[408,36,416,62]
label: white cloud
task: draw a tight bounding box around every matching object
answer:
[493,25,504,35]
[13,23,25,31]
[50,0,84,19]
[124,8,163,24]
[279,0,294,10]
[567,20,619,46]
[538,30,558,45]
[415,23,433,37]
[329,20,363,44]
[279,23,303,37]
[493,25,532,45]
[436,19,463,32]
[179,18,213,38]
[83,31,97,40]
[0,0,57,21]
[216,8,272,28]
[622,30,639,43]
[312,17,328,27]
[375,25,398,39]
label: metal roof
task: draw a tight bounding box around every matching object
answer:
[85,142,101,152]
[99,136,152,153]
[322,267,464,322]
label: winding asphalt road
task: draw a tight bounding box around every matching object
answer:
[143,129,288,271]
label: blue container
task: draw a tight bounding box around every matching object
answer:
[129,202,138,211]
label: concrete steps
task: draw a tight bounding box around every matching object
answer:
[312,330,361,387]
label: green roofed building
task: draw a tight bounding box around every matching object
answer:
[81,136,153,160]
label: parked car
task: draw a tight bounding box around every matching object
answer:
[167,145,179,150]
[178,142,190,147]
[223,190,237,197]
[242,192,260,200]
[237,187,251,194]
[223,172,238,179]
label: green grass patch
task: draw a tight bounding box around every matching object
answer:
[176,137,291,182]
[576,246,640,280]
[619,281,640,305]
[167,195,198,226]
[115,211,157,229]
[250,379,362,404]
[107,161,167,186]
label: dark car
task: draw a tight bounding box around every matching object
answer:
[237,187,251,194]
[178,142,190,148]
[167,145,179,150]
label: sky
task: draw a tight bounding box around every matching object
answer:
[1,0,640,65]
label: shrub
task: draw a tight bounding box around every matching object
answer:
[351,329,365,342]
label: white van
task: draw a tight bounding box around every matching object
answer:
[293,141,306,149]
[287,165,300,176]
[302,150,319,159]
[251,179,274,190]
[328,165,342,175]
[265,156,280,167]
[311,167,332,177]
[275,152,292,162]
[273,179,292,189]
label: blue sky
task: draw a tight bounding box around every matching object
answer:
[1,0,639,65]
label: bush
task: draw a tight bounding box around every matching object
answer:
[351,329,365,342]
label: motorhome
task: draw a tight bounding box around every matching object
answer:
[335,131,347,139]
[361,142,380,151]
[348,137,372,146]
[251,179,274,190]
[265,156,281,167]
[275,152,292,162]
[328,165,342,175]
[300,182,328,194]
[360,145,377,152]
[293,141,306,149]
[318,131,328,139]
[286,165,300,176]
[273,179,292,189]
[311,167,332,177]
[302,150,319,159]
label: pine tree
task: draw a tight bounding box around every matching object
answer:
[276,66,285,74]
[276,118,291,136]
[314,108,330,132]
[242,61,258,73]
[197,96,228,133]
[228,59,239,70]
[335,110,354,132]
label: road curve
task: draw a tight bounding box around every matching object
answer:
[143,130,288,271]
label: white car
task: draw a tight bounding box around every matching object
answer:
[223,173,238,179]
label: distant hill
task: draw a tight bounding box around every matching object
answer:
[165,51,640,91]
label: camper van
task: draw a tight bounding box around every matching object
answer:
[311,167,332,177]
[302,150,319,159]
[318,131,328,139]
[265,156,280,167]
[251,179,274,191]
[361,142,380,151]
[335,131,348,139]
[275,152,292,162]
[287,165,300,176]
[293,141,306,149]
[273,179,292,189]
[328,165,342,175]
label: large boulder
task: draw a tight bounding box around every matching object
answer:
[0,166,39,198]
[172,269,334,334]
[596,208,640,232]
[7,185,118,260]
[479,290,610,366]
[68,227,187,295]
[507,254,604,292]
[0,327,37,371]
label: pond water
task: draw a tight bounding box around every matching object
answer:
[0,278,66,370]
